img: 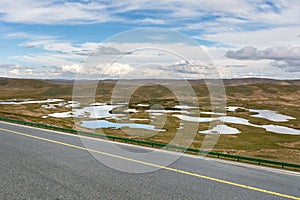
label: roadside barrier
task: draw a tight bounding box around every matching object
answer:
[0,117,299,170]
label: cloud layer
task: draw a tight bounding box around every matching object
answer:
[226,46,300,72]
[0,0,299,79]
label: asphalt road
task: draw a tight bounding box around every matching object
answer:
[0,121,299,200]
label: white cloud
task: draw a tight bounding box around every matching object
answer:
[13,52,81,67]
[199,27,300,48]
[0,0,116,25]
[5,64,62,78]
[103,63,134,76]
[271,60,300,72]
[61,63,84,74]
[12,39,300,79]
[13,40,211,67]
[9,37,98,67]
[2,0,299,80]
[56,40,223,79]
[61,62,134,77]
[226,46,300,60]
[109,0,253,19]
[131,18,166,25]
[5,32,57,41]
[19,37,126,56]
[226,46,300,72]
[201,46,300,79]
[0,0,298,28]
[22,40,75,52]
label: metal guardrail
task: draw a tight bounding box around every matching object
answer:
[0,117,299,170]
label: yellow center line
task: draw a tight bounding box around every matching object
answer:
[0,127,299,200]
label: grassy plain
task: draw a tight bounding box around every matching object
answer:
[0,77,299,164]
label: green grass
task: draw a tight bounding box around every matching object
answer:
[0,77,299,164]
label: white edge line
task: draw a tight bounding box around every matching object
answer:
[0,120,299,177]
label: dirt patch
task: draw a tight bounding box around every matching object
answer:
[278,141,300,148]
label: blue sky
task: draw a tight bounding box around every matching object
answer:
[0,0,300,79]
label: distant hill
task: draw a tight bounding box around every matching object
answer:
[0,77,55,89]
[1,77,299,87]
[189,78,300,86]
[0,77,73,99]
[222,78,300,86]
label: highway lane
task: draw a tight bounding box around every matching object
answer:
[0,121,299,200]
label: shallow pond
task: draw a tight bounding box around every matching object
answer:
[74,105,124,119]
[4,99,294,135]
[226,106,295,122]
[81,120,164,131]
[173,114,300,135]
[199,125,240,134]
[249,109,295,122]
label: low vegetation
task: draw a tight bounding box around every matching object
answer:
[0,77,299,164]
